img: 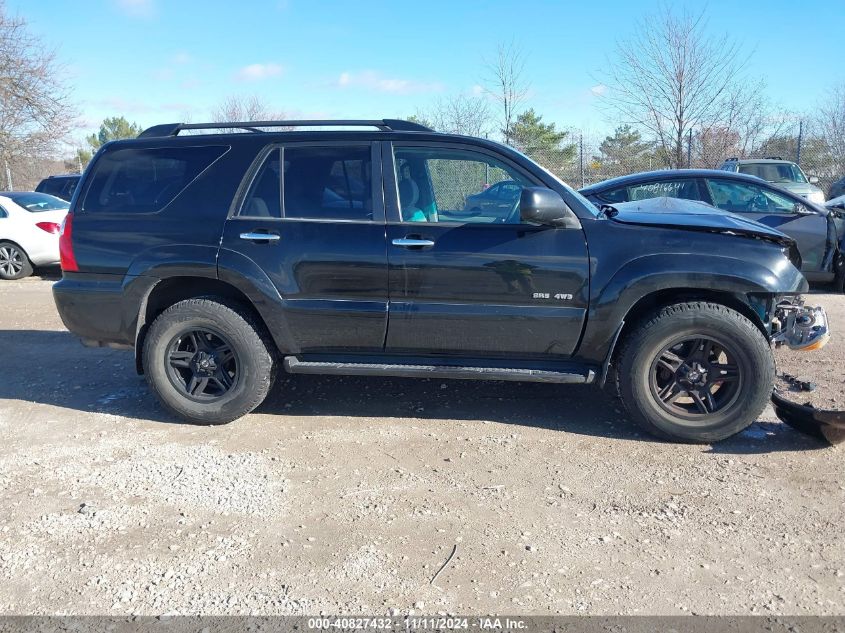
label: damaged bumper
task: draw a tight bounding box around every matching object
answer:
[771,300,830,351]
[771,391,845,444]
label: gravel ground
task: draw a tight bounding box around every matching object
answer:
[0,275,842,616]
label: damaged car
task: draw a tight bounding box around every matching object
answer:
[580,169,845,291]
[53,119,830,443]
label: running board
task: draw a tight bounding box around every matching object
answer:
[284,357,595,384]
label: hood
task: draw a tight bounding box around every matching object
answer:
[603,197,795,247]
[776,182,822,197]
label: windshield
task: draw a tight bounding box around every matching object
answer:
[738,162,807,184]
[5,192,70,212]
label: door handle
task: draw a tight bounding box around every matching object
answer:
[392,238,435,248]
[240,232,280,242]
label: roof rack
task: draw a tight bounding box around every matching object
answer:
[137,119,432,138]
[764,156,783,161]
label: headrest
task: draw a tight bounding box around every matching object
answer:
[398,178,419,209]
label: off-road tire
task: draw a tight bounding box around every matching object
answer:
[614,302,774,443]
[143,298,276,424]
[0,241,33,280]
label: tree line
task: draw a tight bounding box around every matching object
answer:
[1,3,843,191]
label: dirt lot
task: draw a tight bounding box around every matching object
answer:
[0,276,843,616]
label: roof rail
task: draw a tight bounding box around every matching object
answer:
[764,156,783,161]
[137,119,432,138]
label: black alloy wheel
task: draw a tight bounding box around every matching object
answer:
[165,328,239,402]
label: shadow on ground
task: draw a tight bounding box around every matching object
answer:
[0,329,829,452]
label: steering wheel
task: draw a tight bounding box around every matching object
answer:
[746,194,769,212]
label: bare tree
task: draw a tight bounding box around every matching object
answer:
[413,94,491,137]
[211,94,289,123]
[0,2,75,188]
[815,83,845,178]
[601,7,756,168]
[483,42,529,145]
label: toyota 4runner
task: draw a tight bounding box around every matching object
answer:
[53,119,830,443]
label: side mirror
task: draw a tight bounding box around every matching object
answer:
[794,203,815,215]
[519,187,580,228]
[809,176,820,184]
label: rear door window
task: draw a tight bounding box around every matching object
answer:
[240,150,282,218]
[81,145,227,213]
[282,145,374,221]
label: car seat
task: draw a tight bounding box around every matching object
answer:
[399,178,427,222]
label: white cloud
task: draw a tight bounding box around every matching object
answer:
[236,63,284,82]
[171,51,191,65]
[590,84,607,97]
[337,70,443,95]
[115,0,155,18]
[471,84,485,96]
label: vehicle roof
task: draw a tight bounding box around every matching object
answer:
[41,174,80,179]
[728,158,797,164]
[579,169,766,192]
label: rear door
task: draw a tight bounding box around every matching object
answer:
[219,142,389,352]
[702,177,830,273]
[383,141,590,359]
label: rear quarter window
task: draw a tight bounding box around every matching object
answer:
[81,145,228,213]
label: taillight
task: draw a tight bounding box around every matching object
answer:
[36,222,61,234]
[59,213,79,272]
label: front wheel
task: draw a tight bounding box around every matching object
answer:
[614,302,774,443]
[0,242,33,280]
[142,298,276,424]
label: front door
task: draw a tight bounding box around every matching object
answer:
[703,177,830,273]
[383,142,590,359]
[219,142,388,352]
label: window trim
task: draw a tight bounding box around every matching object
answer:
[231,140,384,224]
[383,140,544,227]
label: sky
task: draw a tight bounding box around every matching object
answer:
[7,0,845,148]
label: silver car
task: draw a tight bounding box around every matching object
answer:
[719,157,825,204]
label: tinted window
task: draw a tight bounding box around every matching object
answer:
[394,147,530,224]
[706,179,797,214]
[738,163,807,184]
[628,179,701,202]
[5,192,69,212]
[596,186,629,203]
[37,178,64,196]
[82,146,227,213]
[0,205,7,218]
[283,146,373,221]
[240,150,281,218]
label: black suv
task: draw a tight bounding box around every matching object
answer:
[53,119,830,443]
[35,174,81,202]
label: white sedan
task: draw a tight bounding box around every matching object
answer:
[0,192,69,280]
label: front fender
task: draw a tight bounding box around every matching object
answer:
[578,252,808,364]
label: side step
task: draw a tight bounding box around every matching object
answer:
[284,357,595,384]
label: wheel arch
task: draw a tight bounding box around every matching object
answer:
[134,276,278,374]
[597,287,770,388]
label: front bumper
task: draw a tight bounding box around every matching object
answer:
[771,391,845,444]
[771,301,830,351]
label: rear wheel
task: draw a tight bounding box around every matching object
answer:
[142,298,276,424]
[615,302,774,443]
[0,242,33,280]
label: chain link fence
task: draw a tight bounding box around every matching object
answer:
[522,126,844,198]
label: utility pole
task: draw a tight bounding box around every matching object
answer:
[579,132,585,188]
[4,161,12,191]
[796,120,803,165]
